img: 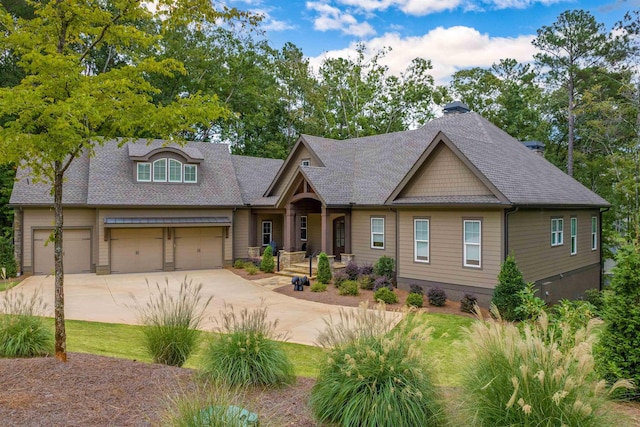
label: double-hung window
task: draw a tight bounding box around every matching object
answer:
[551,218,563,246]
[463,220,481,268]
[137,163,151,182]
[168,159,182,182]
[371,217,385,249]
[153,159,167,182]
[300,216,307,241]
[414,219,429,263]
[570,217,577,255]
[262,221,272,246]
[591,216,598,250]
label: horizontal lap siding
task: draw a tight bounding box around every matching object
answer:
[398,209,502,289]
[351,210,396,266]
[233,209,249,259]
[509,209,600,282]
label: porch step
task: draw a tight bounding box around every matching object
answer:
[275,269,316,280]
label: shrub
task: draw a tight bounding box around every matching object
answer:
[427,287,446,307]
[583,288,604,313]
[491,253,526,321]
[233,259,245,269]
[316,253,332,284]
[244,264,258,275]
[405,292,423,308]
[311,303,445,427]
[596,244,640,400]
[459,311,633,426]
[332,270,348,288]
[373,255,395,279]
[359,264,374,276]
[135,277,211,367]
[373,276,392,292]
[460,293,478,314]
[0,234,17,278]
[0,290,53,358]
[260,245,274,273]
[358,274,375,290]
[374,287,398,304]
[344,261,359,280]
[552,299,597,336]
[338,280,359,296]
[310,282,327,292]
[409,284,423,295]
[203,303,295,387]
[514,282,546,321]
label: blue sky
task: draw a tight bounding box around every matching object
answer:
[230,0,637,83]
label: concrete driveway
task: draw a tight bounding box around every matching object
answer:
[7,270,399,346]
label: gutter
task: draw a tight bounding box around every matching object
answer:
[504,206,519,260]
[390,208,399,284]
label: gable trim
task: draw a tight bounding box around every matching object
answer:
[385,131,510,205]
[264,136,325,197]
[274,169,327,208]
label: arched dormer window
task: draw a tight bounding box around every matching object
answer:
[153,159,167,182]
[168,159,182,182]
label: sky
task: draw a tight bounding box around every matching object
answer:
[230,0,638,84]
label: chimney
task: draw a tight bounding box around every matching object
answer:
[443,101,470,115]
[522,140,545,156]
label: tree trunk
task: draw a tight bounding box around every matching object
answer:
[567,76,575,177]
[53,163,67,362]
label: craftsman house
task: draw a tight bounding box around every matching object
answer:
[10,104,608,303]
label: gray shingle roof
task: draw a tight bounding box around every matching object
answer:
[231,155,283,205]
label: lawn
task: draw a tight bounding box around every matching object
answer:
[36,312,472,382]
[0,280,19,292]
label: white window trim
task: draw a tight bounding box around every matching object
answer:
[414,218,429,263]
[591,216,598,251]
[168,159,183,183]
[153,158,167,182]
[262,221,273,247]
[551,218,564,247]
[184,164,197,183]
[371,217,385,249]
[463,219,481,268]
[301,159,310,166]
[300,215,307,241]
[570,217,577,255]
[137,162,151,182]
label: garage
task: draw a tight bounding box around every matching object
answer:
[174,227,223,270]
[33,229,92,275]
[110,228,163,274]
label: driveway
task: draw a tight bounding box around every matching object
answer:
[7,270,399,346]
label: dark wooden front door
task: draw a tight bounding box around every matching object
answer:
[333,217,345,260]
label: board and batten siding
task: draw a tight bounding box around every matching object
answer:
[271,145,318,196]
[508,209,600,282]
[399,144,493,198]
[233,208,250,260]
[397,209,503,290]
[22,208,96,272]
[351,209,396,266]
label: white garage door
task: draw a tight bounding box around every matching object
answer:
[110,228,163,274]
[33,229,92,275]
[174,227,223,270]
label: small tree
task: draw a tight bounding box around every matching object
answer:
[316,252,332,284]
[492,254,526,321]
[596,244,640,400]
[260,245,274,273]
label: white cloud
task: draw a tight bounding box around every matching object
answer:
[252,9,296,31]
[307,1,376,37]
[309,26,537,84]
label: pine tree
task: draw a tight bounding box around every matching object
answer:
[491,254,526,321]
[316,253,332,284]
[260,245,275,273]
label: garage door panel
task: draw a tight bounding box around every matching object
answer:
[175,227,223,270]
[33,229,91,275]
[110,228,163,274]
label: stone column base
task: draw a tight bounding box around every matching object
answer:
[341,253,354,264]
[248,246,261,259]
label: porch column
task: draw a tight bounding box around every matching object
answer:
[249,211,257,247]
[345,211,352,254]
[321,205,330,254]
[284,204,296,251]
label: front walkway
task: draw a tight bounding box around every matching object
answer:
[8,270,400,347]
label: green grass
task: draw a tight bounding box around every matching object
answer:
[0,281,19,292]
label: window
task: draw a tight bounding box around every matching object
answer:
[168,159,182,182]
[301,159,310,166]
[464,220,481,268]
[570,217,577,255]
[262,221,272,246]
[371,217,385,249]
[591,216,598,250]
[414,219,429,263]
[153,159,167,182]
[551,218,563,246]
[137,163,151,182]
[300,216,307,241]
[184,164,197,183]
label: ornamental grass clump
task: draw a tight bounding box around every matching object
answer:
[311,303,445,427]
[203,302,295,387]
[136,277,211,367]
[0,289,53,358]
[457,308,633,427]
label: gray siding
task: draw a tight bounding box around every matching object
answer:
[351,209,396,266]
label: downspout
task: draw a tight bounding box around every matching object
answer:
[232,207,236,263]
[504,206,519,260]
[599,207,609,291]
[390,208,398,284]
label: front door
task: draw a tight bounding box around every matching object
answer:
[333,217,345,261]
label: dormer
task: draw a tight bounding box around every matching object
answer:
[128,143,204,184]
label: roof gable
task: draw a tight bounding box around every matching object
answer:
[264,137,324,197]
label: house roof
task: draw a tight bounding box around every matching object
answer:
[231,154,283,205]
